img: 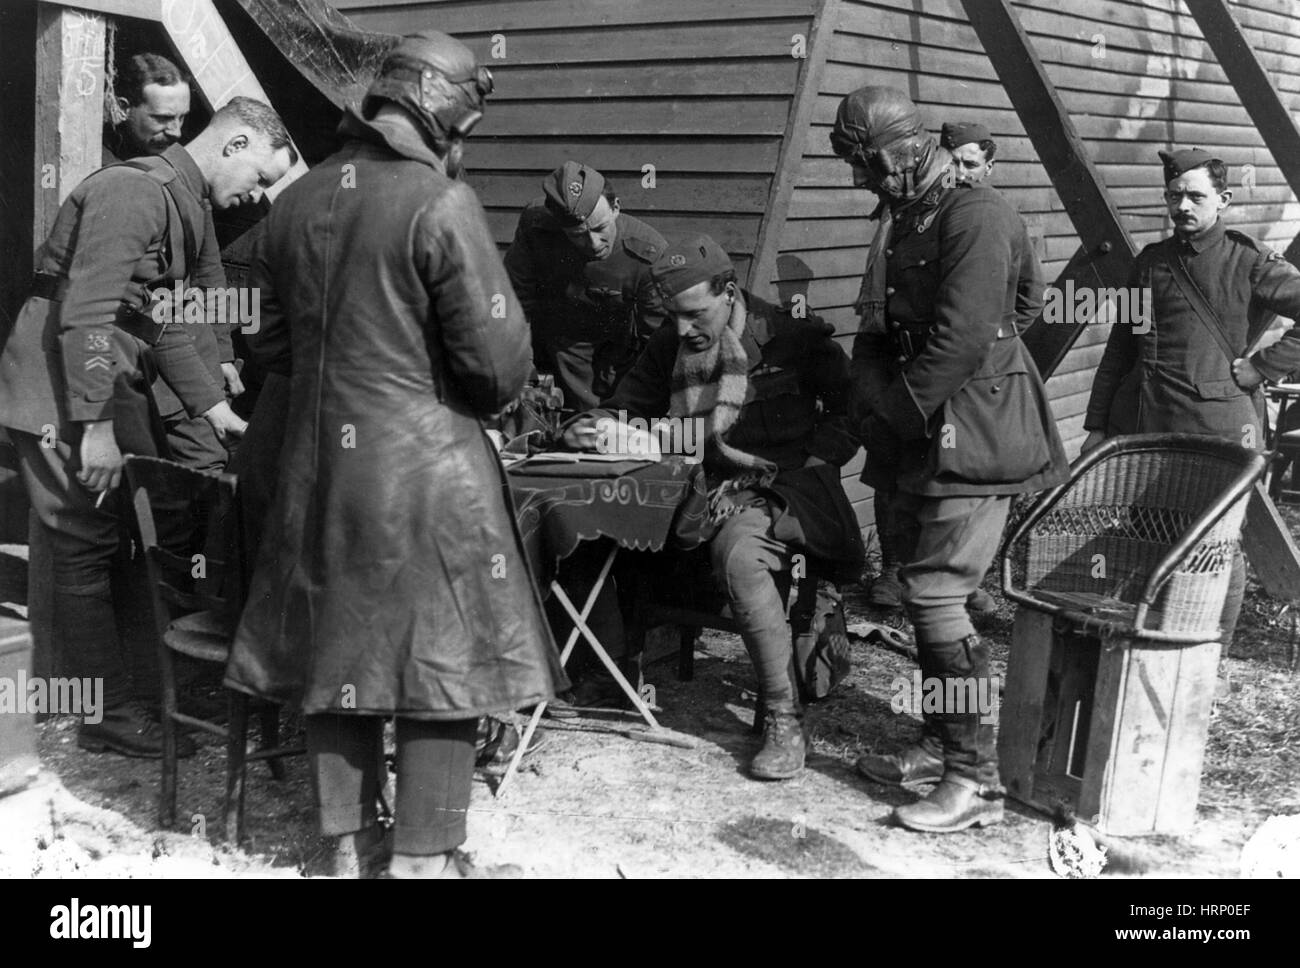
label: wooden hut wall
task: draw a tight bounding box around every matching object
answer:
[332,0,825,278]
[333,0,1300,543]
[770,0,1300,531]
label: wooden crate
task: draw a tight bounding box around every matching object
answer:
[0,614,39,796]
[999,608,1221,836]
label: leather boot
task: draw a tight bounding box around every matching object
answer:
[893,773,1005,832]
[895,634,1002,832]
[856,729,944,786]
[79,701,197,759]
[750,700,807,780]
[868,562,902,608]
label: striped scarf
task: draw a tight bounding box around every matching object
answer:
[669,296,777,525]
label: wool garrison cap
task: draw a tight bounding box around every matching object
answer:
[650,235,734,299]
[1159,147,1221,183]
[941,121,992,149]
[542,161,606,226]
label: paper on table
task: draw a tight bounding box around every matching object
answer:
[509,422,663,466]
[515,451,659,466]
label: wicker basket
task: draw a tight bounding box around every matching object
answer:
[1004,434,1267,642]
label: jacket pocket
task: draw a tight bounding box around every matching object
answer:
[1195,378,1248,401]
[930,368,1053,485]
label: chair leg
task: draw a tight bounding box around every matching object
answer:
[225,690,249,845]
[259,702,287,781]
[158,644,179,830]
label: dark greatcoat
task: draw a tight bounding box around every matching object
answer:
[225,110,566,717]
[1085,219,1300,447]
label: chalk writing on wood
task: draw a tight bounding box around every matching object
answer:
[61,10,105,99]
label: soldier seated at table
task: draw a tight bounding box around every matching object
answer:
[561,235,863,780]
[504,161,667,411]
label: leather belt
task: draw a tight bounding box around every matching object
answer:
[32,271,167,346]
[893,322,1018,364]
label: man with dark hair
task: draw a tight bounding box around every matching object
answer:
[941,121,997,186]
[831,86,1068,832]
[562,235,863,781]
[0,96,294,758]
[1084,146,1300,641]
[505,161,667,410]
[224,30,562,879]
[106,52,191,160]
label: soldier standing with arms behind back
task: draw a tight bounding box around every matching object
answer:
[831,87,1068,832]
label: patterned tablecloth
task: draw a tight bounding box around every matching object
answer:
[507,457,708,590]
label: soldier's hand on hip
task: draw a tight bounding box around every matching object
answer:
[1080,430,1106,456]
[78,420,124,496]
[202,400,248,441]
[1232,356,1265,391]
[220,362,246,398]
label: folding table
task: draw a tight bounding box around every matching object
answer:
[496,457,708,795]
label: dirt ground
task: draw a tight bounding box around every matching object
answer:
[1,505,1297,879]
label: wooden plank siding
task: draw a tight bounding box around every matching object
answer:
[763,0,1300,532]
[333,0,820,278]
[330,0,1300,545]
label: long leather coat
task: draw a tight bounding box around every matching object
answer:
[225,110,565,718]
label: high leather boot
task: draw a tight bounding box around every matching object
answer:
[750,699,807,780]
[893,634,1003,832]
[856,720,944,786]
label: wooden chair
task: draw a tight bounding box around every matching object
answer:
[124,455,303,843]
[620,546,839,700]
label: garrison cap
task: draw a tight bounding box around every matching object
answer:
[542,161,607,226]
[1159,147,1221,183]
[650,235,734,299]
[941,121,992,150]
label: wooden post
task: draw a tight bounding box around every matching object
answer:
[748,0,836,298]
[33,3,107,240]
[30,3,110,683]
[959,0,1138,381]
[1183,0,1300,269]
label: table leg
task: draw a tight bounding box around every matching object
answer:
[496,544,621,798]
[495,543,697,798]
